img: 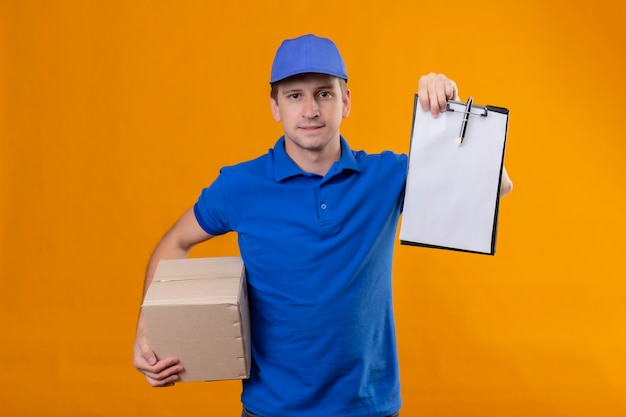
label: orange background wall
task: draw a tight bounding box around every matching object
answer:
[2,1,625,416]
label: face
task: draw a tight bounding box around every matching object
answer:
[270,73,351,157]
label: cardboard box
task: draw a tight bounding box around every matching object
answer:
[141,256,250,382]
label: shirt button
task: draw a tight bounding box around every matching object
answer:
[320,203,327,210]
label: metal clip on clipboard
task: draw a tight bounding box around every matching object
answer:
[446,97,488,145]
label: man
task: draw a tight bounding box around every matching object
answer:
[133,34,512,417]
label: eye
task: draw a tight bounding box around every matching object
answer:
[289,93,300,99]
[318,91,332,99]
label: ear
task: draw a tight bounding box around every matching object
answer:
[342,88,351,118]
[270,96,281,122]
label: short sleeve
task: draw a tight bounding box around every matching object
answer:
[193,170,232,236]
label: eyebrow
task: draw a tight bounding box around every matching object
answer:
[282,84,336,94]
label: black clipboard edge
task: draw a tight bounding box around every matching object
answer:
[486,104,509,257]
[400,240,495,256]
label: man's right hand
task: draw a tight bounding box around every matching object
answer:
[133,320,184,387]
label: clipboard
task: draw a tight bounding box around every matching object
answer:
[399,94,509,255]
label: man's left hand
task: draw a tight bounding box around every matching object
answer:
[417,73,459,118]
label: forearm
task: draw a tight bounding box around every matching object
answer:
[134,207,213,386]
[134,233,189,384]
[500,166,513,197]
[142,233,191,297]
[141,207,213,298]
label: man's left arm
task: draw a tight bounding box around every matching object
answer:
[500,166,513,197]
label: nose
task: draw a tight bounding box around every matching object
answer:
[302,96,319,118]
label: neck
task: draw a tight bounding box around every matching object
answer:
[284,138,341,176]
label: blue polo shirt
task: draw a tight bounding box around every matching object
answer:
[194,136,408,417]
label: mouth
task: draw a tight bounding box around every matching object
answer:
[298,124,325,131]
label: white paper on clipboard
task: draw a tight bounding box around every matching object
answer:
[399,95,509,255]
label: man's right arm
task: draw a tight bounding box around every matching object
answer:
[133,207,214,387]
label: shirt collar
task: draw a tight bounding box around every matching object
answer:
[273,136,361,182]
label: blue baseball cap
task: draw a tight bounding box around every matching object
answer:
[270,34,348,84]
